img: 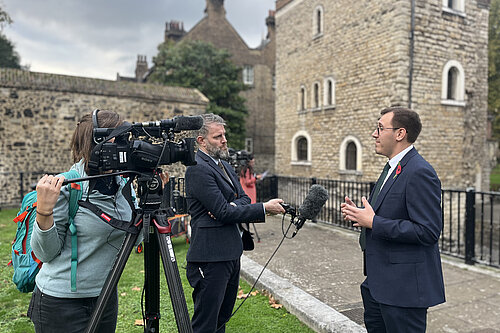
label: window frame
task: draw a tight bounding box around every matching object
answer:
[323,77,336,109]
[242,65,254,86]
[339,136,363,172]
[442,0,465,16]
[312,5,324,39]
[291,131,312,165]
[441,60,466,107]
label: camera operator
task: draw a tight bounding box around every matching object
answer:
[28,110,136,333]
[184,113,285,333]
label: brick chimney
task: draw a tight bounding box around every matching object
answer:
[165,20,186,43]
[265,10,275,41]
[205,0,225,17]
[135,55,148,82]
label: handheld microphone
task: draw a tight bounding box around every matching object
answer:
[293,184,329,236]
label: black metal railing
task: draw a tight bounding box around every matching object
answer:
[4,172,500,268]
[257,176,500,269]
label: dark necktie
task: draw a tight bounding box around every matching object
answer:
[218,160,233,186]
[359,162,390,250]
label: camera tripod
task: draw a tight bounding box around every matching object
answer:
[65,171,192,333]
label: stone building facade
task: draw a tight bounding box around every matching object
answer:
[122,0,276,173]
[275,0,492,190]
[0,68,207,207]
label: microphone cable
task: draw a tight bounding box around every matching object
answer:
[216,213,297,331]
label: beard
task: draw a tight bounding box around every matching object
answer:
[205,142,229,160]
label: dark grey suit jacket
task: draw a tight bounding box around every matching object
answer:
[185,151,265,262]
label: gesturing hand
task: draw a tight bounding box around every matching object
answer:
[341,196,375,229]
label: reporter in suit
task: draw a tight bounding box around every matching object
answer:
[185,113,285,333]
[341,107,445,332]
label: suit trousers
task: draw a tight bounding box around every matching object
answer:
[186,259,240,333]
[361,284,427,333]
[27,286,118,333]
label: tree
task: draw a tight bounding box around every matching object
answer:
[148,40,248,149]
[0,6,21,69]
[489,0,500,140]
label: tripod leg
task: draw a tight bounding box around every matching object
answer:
[85,232,139,333]
[154,219,192,333]
[144,229,161,332]
[251,223,261,242]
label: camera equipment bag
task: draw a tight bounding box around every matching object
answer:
[10,170,82,293]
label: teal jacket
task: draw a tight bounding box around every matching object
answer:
[31,161,136,298]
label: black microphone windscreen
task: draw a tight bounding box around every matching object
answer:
[298,184,329,220]
[174,116,204,131]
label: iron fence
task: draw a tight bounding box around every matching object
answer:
[257,176,500,269]
[4,172,500,268]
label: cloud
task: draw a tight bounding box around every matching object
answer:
[2,0,275,80]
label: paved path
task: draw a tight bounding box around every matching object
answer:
[240,216,500,333]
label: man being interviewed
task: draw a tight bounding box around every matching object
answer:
[341,106,445,333]
[184,113,285,333]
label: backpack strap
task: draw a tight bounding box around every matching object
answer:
[61,170,83,292]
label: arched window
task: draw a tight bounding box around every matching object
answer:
[441,60,465,106]
[299,85,307,111]
[313,82,320,108]
[323,77,335,107]
[312,5,324,37]
[339,136,363,172]
[447,67,458,100]
[346,142,357,170]
[291,131,312,164]
[297,137,308,161]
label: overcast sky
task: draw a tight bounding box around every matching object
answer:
[1,0,275,80]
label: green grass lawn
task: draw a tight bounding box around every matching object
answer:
[0,208,313,332]
[491,163,500,191]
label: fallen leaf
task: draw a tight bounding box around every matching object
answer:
[120,292,127,297]
[250,290,259,296]
[237,289,249,299]
[134,320,144,326]
[268,296,283,309]
[132,286,141,291]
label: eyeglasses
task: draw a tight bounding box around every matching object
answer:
[375,125,401,136]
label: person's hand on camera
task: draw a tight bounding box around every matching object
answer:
[159,169,169,185]
[263,198,285,215]
[35,174,65,230]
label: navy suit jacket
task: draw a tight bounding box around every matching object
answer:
[185,151,265,263]
[364,148,445,308]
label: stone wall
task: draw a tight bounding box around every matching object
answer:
[0,69,208,207]
[275,0,491,190]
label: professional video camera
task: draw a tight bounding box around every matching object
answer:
[226,148,252,173]
[88,114,203,175]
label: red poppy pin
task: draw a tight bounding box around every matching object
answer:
[393,162,402,179]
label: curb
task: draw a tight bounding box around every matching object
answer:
[240,255,367,333]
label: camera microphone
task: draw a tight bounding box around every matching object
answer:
[134,116,203,131]
[293,184,329,236]
[173,115,204,131]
